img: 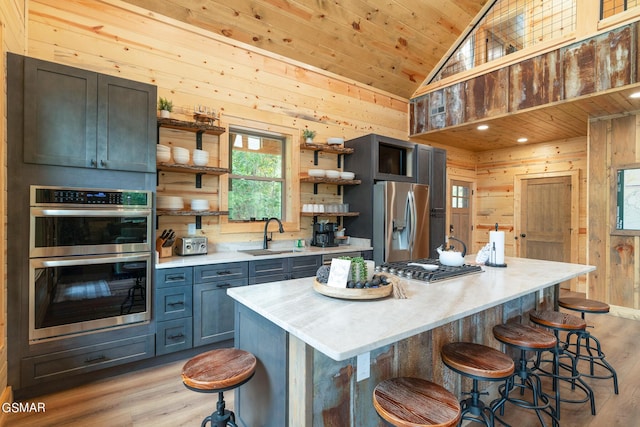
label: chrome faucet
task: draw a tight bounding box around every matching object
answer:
[263,217,285,249]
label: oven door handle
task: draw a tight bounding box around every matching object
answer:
[35,253,150,267]
[34,208,151,217]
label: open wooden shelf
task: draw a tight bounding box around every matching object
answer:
[301,212,360,217]
[300,176,361,185]
[157,162,229,175]
[158,117,225,135]
[300,142,354,155]
[156,209,229,216]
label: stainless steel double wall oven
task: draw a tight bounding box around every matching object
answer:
[29,186,153,342]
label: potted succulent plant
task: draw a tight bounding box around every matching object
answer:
[302,129,316,143]
[158,97,173,118]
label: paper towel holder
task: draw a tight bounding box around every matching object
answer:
[485,223,508,267]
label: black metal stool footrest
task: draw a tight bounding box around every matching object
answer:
[491,374,559,427]
[564,330,619,394]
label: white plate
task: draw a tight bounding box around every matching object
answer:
[327,137,344,145]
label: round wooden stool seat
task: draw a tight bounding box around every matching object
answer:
[182,348,257,392]
[373,377,461,427]
[558,297,610,315]
[493,322,557,350]
[441,342,514,380]
[529,311,587,332]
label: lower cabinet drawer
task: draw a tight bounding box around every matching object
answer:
[155,285,192,321]
[21,334,154,387]
[156,318,193,356]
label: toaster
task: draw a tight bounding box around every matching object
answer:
[175,236,208,256]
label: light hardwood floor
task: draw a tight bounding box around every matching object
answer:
[6,304,639,426]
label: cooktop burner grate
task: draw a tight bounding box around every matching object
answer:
[379,258,483,283]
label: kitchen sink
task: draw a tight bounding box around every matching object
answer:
[238,249,293,256]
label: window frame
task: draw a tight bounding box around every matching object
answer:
[218,119,300,235]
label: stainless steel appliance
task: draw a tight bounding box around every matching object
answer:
[311,222,338,247]
[379,259,483,283]
[175,236,208,256]
[373,181,430,265]
[28,186,153,342]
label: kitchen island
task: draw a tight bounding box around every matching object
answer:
[228,257,595,426]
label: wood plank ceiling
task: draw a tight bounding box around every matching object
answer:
[121,0,487,99]
[121,0,640,151]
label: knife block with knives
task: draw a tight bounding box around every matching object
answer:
[157,229,175,258]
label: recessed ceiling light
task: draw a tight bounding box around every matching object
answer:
[477,124,489,130]
[517,137,528,143]
[630,91,640,99]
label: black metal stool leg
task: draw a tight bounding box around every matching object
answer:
[566,328,619,394]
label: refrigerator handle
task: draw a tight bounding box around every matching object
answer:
[408,190,417,253]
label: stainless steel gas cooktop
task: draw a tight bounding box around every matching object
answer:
[378,258,483,283]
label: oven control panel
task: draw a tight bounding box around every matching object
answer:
[31,186,151,207]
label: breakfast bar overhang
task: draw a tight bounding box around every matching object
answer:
[227,257,595,426]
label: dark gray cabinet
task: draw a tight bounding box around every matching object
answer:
[193,263,249,347]
[417,145,447,257]
[249,255,322,284]
[155,267,194,355]
[22,56,156,172]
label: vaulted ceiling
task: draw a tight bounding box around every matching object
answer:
[121,1,640,151]
[122,0,488,99]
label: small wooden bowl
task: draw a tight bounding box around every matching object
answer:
[313,277,393,300]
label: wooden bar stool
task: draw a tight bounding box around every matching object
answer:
[373,377,461,427]
[529,310,596,419]
[492,322,559,427]
[558,297,619,394]
[441,342,515,426]
[182,348,257,427]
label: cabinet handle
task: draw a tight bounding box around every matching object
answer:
[100,159,107,168]
[90,159,97,167]
[216,283,231,289]
[168,333,185,340]
[167,301,185,307]
[216,270,233,275]
[84,354,107,364]
[166,274,186,281]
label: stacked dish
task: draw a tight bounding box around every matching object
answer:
[340,171,355,180]
[157,195,184,210]
[308,169,325,177]
[172,147,190,164]
[327,137,344,145]
[190,199,209,211]
[157,144,171,163]
[192,149,209,166]
[325,170,341,179]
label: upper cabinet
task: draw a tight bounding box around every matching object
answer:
[22,56,156,173]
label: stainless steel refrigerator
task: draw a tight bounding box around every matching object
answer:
[372,181,430,265]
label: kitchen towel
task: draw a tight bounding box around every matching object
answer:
[489,230,505,265]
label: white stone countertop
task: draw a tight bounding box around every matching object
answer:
[156,243,372,269]
[227,256,595,361]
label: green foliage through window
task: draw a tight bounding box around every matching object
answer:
[228,130,285,221]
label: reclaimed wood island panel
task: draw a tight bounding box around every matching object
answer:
[227,257,595,426]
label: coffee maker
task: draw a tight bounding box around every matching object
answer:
[311,222,338,247]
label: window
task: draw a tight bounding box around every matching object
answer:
[228,129,286,221]
[452,184,469,209]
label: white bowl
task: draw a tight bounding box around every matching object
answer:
[327,137,344,145]
[173,154,189,164]
[172,146,189,156]
[157,151,171,163]
[340,171,355,180]
[157,196,184,210]
[156,144,170,152]
[325,169,340,179]
[308,169,325,177]
[190,199,209,211]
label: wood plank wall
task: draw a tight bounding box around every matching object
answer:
[589,114,640,317]
[475,136,589,291]
[26,0,410,247]
[0,0,27,414]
